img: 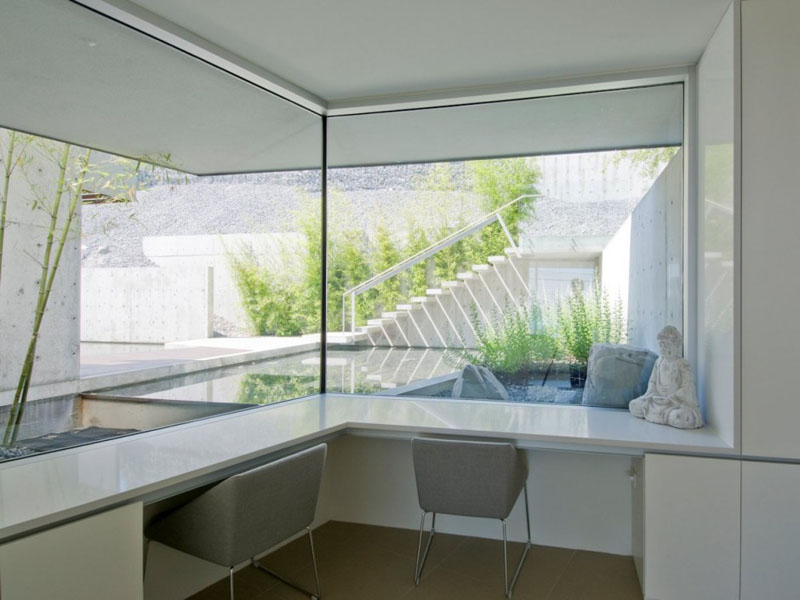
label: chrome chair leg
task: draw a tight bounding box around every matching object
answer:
[229,566,235,600]
[503,484,532,599]
[143,537,151,580]
[252,527,322,598]
[414,511,436,585]
[308,526,322,599]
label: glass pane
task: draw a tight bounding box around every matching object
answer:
[0,2,322,460]
[325,138,682,409]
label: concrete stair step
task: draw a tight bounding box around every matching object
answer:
[395,304,415,311]
[426,288,445,295]
[367,318,395,326]
[457,272,477,280]
[381,311,408,318]
[411,296,433,303]
[442,280,463,289]
[488,256,507,264]
[472,264,491,272]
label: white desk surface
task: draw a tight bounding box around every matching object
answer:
[0,393,734,542]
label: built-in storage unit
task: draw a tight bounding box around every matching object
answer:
[644,454,741,600]
[740,0,800,460]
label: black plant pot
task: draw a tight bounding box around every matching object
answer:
[569,364,587,389]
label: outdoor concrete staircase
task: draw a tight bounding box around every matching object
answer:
[355,248,536,348]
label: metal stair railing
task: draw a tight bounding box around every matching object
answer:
[342,194,541,333]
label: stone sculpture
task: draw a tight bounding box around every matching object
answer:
[629,326,703,429]
[452,365,509,401]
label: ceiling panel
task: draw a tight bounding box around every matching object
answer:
[129,0,730,102]
[0,0,320,174]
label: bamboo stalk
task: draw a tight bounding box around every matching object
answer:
[8,150,90,444]
[0,130,17,287]
[3,145,90,446]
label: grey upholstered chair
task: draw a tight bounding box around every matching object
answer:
[145,443,327,600]
[411,437,531,599]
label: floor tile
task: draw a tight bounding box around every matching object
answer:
[399,564,510,600]
[546,550,642,600]
[186,521,642,600]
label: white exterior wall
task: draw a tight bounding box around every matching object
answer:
[80,266,213,343]
[0,144,80,401]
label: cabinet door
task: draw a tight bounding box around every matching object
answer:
[741,461,800,598]
[645,454,740,600]
[0,503,143,600]
[741,0,800,458]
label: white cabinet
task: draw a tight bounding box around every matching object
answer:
[741,461,800,598]
[0,503,143,600]
[644,454,740,600]
[741,0,800,458]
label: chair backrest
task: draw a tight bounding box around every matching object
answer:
[146,443,327,567]
[412,438,527,520]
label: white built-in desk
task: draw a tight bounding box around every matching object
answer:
[0,393,733,544]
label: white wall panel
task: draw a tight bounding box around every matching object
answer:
[741,461,800,598]
[644,454,740,600]
[320,435,634,555]
[696,3,736,447]
[741,0,800,458]
[0,503,143,600]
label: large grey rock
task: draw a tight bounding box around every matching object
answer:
[452,365,509,402]
[582,344,657,409]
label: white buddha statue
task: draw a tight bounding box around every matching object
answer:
[629,326,703,429]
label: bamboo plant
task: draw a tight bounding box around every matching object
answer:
[2,143,91,446]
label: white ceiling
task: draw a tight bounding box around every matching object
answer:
[128,0,731,104]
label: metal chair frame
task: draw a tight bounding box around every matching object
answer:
[414,485,532,599]
[251,526,321,600]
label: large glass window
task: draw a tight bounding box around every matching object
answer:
[325,87,684,409]
[0,0,322,462]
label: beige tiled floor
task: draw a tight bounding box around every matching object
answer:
[189,521,643,600]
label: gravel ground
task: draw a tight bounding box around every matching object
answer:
[81,163,634,268]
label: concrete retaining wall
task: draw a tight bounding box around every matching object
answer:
[81,266,213,343]
[0,143,80,399]
[143,232,303,335]
[601,150,683,352]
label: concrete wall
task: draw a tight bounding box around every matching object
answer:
[0,142,81,402]
[144,232,303,335]
[601,151,683,353]
[81,266,213,343]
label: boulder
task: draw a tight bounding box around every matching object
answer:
[582,344,657,409]
[452,365,509,401]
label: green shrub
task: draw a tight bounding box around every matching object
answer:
[468,158,540,257]
[404,219,431,297]
[373,223,402,312]
[228,248,309,336]
[556,279,625,365]
[453,304,560,377]
[230,157,542,335]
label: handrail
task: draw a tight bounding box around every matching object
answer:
[342,194,542,332]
